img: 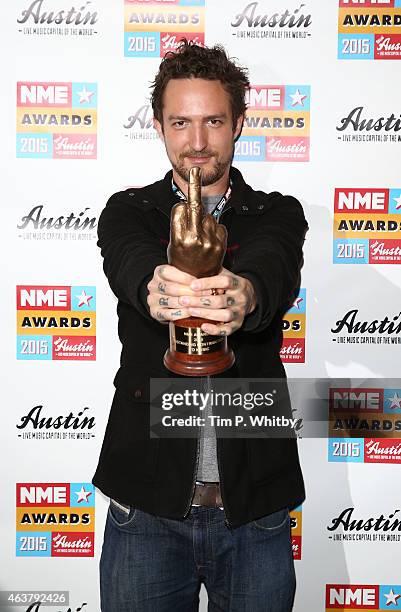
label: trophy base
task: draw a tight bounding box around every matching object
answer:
[163,317,235,377]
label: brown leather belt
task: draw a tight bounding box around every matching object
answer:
[191,481,224,509]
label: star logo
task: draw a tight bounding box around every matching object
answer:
[77,86,95,104]
[292,297,304,310]
[290,88,307,107]
[388,392,401,410]
[75,486,92,503]
[383,588,401,606]
[393,195,401,210]
[76,290,93,307]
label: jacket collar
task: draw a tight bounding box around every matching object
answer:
[141,166,270,216]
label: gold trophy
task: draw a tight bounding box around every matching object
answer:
[163,166,235,376]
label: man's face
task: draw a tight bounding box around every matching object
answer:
[153,78,243,187]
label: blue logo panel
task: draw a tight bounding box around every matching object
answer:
[70,483,95,508]
[16,532,51,557]
[16,133,53,159]
[328,438,364,462]
[389,189,401,214]
[286,288,306,314]
[17,335,52,360]
[234,136,265,162]
[71,286,96,311]
[384,389,401,415]
[338,34,374,60]
[71,83,97,108]
[379,585,401,610]
[333,239,369,264]
[124,32,160,58]
[284,86,310,111]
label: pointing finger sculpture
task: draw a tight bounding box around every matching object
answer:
[164,167,235,376]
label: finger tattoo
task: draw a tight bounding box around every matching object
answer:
[200,298,211,306]
[219,329,227,336]
[232,277,239,289]
[171,310,182,317]
[227,297,235,306]
[158,282,166,294]
[232,310,239,320]
[159,297,168,306]
[156,311,166,320]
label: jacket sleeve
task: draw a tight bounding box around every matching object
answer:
[231,195,308,334]
[97,191,167,321]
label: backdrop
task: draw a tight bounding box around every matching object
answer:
[2,1,401,611]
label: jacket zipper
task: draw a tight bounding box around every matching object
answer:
[183,422,201,518]
[215,205,233,528]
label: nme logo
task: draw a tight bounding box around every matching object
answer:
[124,0,205,58]
[16,81,97,159]
[17,286,70,310]
[326,584,378,607]
[326,583,401,609]
[334,189,388,213]
[16,284,96,361]
[17,483,69,506]
[328,387,401,463]
[333,188,401,264]
[329,388,383,411]
[17,83,71,107]
[235,84,311,162]
[338,0,401,60]
[246,86,285,109]
[16,482,95,557]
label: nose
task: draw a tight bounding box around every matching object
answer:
[188,123,208,152]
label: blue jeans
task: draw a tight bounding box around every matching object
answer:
[100,500,296,611]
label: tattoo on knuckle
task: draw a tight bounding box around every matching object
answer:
[227,297,235,306]
[159,297,168,306]
[171,310,182,318]
[201,298,211,306]
[156,311,166,321]
[232,277,239,289]
[158,282,166,294]
[232,310,239,320]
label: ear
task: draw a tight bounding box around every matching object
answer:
[153,117,164,141]
[233,113,244,141]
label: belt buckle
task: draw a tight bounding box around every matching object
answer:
[192,481,224,510]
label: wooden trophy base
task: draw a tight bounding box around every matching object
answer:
[163,316,235,377]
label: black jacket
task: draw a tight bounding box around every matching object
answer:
[92,166,308,528]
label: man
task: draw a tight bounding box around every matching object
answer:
[93,40,308,611]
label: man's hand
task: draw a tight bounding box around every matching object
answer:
[147,264,214,323]
[178,267,257,336]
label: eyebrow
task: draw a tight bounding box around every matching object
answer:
[167,113,228,121]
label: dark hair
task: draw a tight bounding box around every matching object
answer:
[150,39,249,129]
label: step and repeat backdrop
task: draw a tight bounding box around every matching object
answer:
[2,0,401,610]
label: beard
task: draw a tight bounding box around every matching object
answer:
[171,146,234,187]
